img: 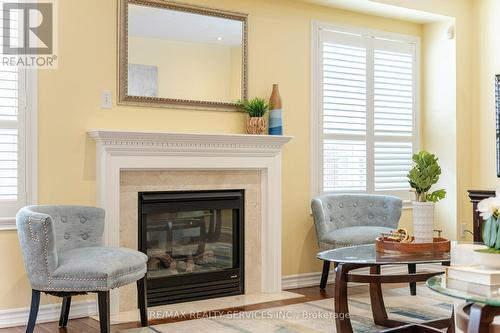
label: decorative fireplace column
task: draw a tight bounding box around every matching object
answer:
[88,130,292,313]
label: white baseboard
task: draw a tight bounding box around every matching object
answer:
[0,299,97,328]
[282,271,336,289]
[281,263,442,290]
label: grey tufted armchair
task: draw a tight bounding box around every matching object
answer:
[311,194,402,289]
[16,205,149,333]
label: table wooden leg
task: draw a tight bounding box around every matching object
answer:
[370,265,389,325]
[334,262,355,333]
[446,305,455,333]
[467,304,498,333]
[368,265,413,328]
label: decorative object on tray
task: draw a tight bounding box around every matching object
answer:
[407,150,446,243]
[238,97,269,135]
[475,188,500,269]
[268,84,283,135]
[380,228,411,242]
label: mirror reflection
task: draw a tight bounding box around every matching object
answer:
[127,4,244,104]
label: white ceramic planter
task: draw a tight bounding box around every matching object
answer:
[474,249,500,270]
[412,201,434,243]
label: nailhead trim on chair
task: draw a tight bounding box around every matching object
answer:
[27,216,41,242]
[52,266,146,281]
[40,270,146,292]
[41,219,52,287]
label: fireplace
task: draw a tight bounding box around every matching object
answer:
[138,189,245,306]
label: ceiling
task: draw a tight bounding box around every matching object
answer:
[128,4,243,46]
[298,0,449,24]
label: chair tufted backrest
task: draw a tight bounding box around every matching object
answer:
[311,194,402,236]
[18,205,105,253]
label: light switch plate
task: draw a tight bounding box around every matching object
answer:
[101,90,112,109]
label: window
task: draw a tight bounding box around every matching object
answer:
[0,2,37,222]
[311,23,419,201]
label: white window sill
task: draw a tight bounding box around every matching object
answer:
[0,217,17,230]
[403,200,413,210]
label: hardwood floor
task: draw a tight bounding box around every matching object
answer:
[0,283,381,333]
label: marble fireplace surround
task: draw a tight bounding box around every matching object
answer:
[88,130,292,315]
[119,169,261,312]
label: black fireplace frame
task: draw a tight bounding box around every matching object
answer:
[138,189,245,307]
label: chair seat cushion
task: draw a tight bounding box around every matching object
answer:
[320,226,393,250]
[49,247,147,292]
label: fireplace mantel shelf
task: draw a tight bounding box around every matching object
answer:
[88,130,292,155]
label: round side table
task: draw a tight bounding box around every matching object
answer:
[427,275,500,333]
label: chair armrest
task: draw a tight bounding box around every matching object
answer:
[311,197,335,240]
[16,208,58,290]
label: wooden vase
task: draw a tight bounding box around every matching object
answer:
[246,116,267,135]
[269,84,283,135]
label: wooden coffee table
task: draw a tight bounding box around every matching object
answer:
[318,244,452,333]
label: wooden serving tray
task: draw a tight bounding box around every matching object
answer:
[375,237,451,254]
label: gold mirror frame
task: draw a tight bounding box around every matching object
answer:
[118,0,248,111]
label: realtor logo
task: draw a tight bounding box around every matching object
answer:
[1,0,57,68]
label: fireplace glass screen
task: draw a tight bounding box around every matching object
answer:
[146,209,235,278]
[139,190,244,306]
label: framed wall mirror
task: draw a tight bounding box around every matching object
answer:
[118,0,248,110]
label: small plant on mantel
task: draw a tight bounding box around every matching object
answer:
[238,98,269,135]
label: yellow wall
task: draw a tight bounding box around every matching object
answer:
[129,37,242,102]
[0,0,424,310]
[473,0,500,192]
[422,20,457,240]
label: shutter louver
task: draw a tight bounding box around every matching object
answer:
[374,141,412,191]
[322,43,366,136]
[373,49,414,192]
[0,1,20,204]
[322,40,367,192]
[374,50,413,137]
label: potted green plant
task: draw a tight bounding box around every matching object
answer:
[407,150,446,243]
[476,190,500,269]
[238,98,269,135]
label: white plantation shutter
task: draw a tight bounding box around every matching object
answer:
[0,1,28,219]
[317,27,417,200]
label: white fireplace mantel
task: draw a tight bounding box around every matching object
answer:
[88,130,292,155]
[88,130,292,314]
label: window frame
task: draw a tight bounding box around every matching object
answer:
[0,67,37,229]
[310,21,420,203]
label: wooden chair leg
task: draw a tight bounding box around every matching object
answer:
[26,290,40,333]
[408,263,417,295]
[137,275,148,327]
[446,305,455,333]
[97,291,110,333]
[59,296,71,327]
[320,261,331,289]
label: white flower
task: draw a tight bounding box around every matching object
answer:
[477,196,500,219]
